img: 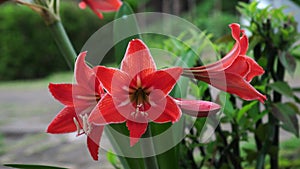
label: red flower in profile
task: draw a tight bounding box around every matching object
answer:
[183,23,266,103]
[79,0,122,19]
[47,52,104,160]
[89,39,220,146]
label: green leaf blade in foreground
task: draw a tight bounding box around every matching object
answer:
[3,164,67,169]
[113,2,141,64]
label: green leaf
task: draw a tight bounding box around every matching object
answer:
[236,101,258,122]
[255,123,269,142]
[3,164,67,169]
[218,92,235,120]
[278,51,296,76]
[268,81,294,98]
[272,102,300,137]
[113,2,141,64]
[107,151,121,169]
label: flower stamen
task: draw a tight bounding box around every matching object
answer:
[80,114,92,135]
[130,104,148,119]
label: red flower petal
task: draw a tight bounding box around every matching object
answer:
[83,0,122,12]
[49,83,74,106]
[95,66,130,98]
[143,67,183,95]
[244,56,265,82]
[239,30,248,56]
[202,72,266,103]
[196,23,241,72]
[148,95,182,123]
[87,125,104,161]
[46,107,78,134]
[126,120,148,146]
[174,99,220,117]
[225,56,250,78]
[78,1,87,9]
[121,39,156,77]
[75,51,99,91]
[89,94,127,125]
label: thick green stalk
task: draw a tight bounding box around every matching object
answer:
[269,59,284,169]
[48,21,77,69]
[142,127,159,169]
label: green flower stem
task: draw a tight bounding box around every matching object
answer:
[142,126,159,169]
[48,21,77,69]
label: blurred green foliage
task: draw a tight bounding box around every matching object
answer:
[184,0,239,39]
[0,1,114,81]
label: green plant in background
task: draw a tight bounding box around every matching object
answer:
[184,1,300,169]
[237,1,300,168]
[0,1,113,81]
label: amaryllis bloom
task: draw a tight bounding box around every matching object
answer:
[182,23,266,103]
[79,0,122,19]
[47,52,104,160]
[89,39,220,146]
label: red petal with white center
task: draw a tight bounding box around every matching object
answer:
[121,39,156,77]
[148,95,182,123]
[95,66,130,99]
[46,107,78,134]
[87,124,104,161]
[89,94,127,125]
[126,120,148,146]
[143,67,183,95]
[174,99,221,117]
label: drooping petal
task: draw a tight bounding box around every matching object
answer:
[174,99,221,117]
[126,120,148,146]
[95,66,130,98]
[196,72,266,103]
[143,67,183,95]
[243,56,265,82]
[46,107,78,134]
[89,94,127,125]
[49,83,74,106]
[87,125,104,161]
[147,94,182,123]
[121,39,157,77]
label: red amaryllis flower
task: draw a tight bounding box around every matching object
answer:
[182,23,266,103]
[47,52,104,160]
[79,0,122,19]
[89,39,220,146]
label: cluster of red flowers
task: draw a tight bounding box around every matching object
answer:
[47,23,266,160]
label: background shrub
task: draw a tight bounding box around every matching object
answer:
[0,1,114,81]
